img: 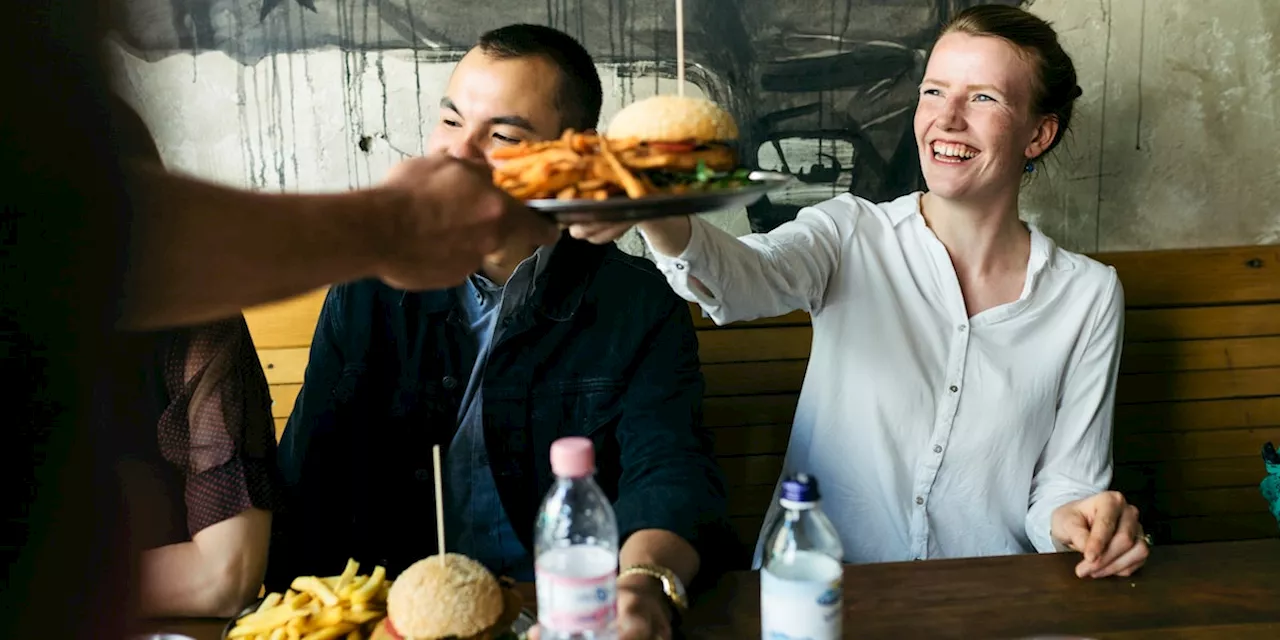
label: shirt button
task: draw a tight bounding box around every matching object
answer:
[675,263,685,270]
[915,496,924,505]
[949,385,959,393]
[933,445,943,454]
[414,469,431,482]
[958,324,967,332]
[442,376,458,390]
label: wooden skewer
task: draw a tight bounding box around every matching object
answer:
[433,444,446,564]
[676,0,685,96]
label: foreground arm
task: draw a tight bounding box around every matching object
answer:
[1025,273,1146,577]
[138,508,271,617]
[614,290,729,638]
[570,203,847,324]
[119,156,557,330]
[611,290,726,578]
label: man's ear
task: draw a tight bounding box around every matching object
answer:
[1025,114,1060,161]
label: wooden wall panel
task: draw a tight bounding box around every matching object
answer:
[244,288,327,349]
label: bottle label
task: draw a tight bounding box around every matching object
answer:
[536,547,617,633]
[760,561,843,640]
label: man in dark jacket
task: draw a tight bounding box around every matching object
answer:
[268,24,730,638]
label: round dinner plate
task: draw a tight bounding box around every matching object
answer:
[221,600,264,639]
[526,170,795,223]
[220,601,536,639]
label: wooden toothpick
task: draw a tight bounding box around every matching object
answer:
[433,444,446,564]
[676,0,685,96]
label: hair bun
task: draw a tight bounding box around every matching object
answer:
[1070,85,1084,100]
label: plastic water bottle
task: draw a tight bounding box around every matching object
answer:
[534,437,619,640]
[759,473,845,640]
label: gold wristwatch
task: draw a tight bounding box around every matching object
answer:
[619,563,689,612]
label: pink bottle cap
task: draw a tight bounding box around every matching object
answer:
[550,437,595,478]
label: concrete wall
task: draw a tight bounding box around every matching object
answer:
[1022,0,1280,251]
[108,0,1280,254]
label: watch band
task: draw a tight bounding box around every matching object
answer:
[619,563,689,612]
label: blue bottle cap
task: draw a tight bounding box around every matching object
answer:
[781,473,821,503]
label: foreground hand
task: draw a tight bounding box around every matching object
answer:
[374,154,558,290]
[528,574,673,640]
[1050,490,1150,579]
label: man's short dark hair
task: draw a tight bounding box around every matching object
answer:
[476,24,603,132]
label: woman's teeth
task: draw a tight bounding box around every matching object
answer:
[932,142,978,161]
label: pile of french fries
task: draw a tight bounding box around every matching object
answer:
[227,558,390,640]
[491,130,652,201]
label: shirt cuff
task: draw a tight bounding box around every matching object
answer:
[1027,502,1075,554]
[644,216,720,308]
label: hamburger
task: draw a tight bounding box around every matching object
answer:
[370,554,524,640]
[603,95,750,193]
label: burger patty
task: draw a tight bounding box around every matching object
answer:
[618,143,737,173]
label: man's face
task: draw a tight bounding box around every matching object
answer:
[427,49,565,166]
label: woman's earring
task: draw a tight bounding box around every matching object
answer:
[1025,160,1035,173]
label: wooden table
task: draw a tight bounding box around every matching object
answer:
[140,539,1280,640]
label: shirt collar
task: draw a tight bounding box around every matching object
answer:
[897,191,1069,274]
[531,242,556,281]
[469,242,558,294]
[1027,222,1066,274]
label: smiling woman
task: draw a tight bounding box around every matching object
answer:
[917,4,1084,188]
[566,3,1151,581]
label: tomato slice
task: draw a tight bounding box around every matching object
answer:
[378,618,405,640]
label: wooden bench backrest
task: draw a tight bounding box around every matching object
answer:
[246,245,1280,551]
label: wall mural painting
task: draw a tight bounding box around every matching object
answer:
[110,0,1026,233]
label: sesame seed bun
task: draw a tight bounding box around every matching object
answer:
[385,554,505,640]
[605,95,739,143]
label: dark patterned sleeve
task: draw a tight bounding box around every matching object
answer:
[156,315,280,538]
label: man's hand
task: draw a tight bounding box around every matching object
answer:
[615,573,674,640]
[1050,490,1150,579]
[527,573,673,640]
[374,154,559,290]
